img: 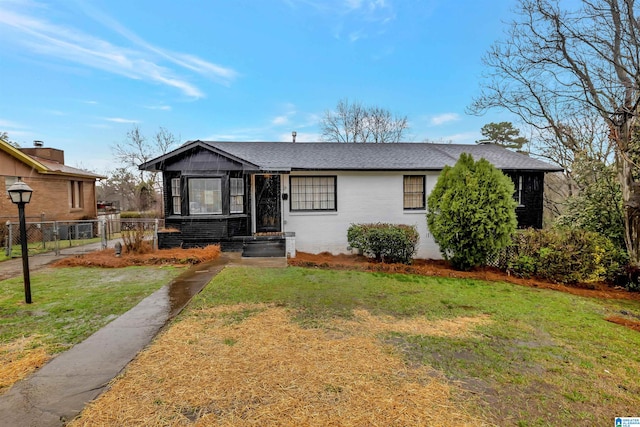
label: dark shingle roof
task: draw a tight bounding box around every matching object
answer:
[200,141,562,172]
[140,141,562,172]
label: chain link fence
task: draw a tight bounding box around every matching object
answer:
[2,218,164,258]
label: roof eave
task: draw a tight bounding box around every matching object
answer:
[139,140,261,171]
[39,170,107,179]
[0,140,49,172]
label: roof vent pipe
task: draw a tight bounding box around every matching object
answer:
[292,131,297,143]
[33,140,44,147]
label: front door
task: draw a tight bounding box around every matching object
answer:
[255,175,281,233]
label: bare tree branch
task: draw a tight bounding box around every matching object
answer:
[321,98,408,143]
[469,0,640,262]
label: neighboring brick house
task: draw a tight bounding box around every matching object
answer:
[0,139,105,222]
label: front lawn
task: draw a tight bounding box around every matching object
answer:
[0,266,182,392]
[71,267,640,426]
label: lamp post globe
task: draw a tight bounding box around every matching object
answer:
[7,178,33,304]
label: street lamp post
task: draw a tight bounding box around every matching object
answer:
[7,178,34,304]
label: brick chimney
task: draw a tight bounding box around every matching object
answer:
[19,141,65,164]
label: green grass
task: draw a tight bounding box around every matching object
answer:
[0,241,58,261]
[0,266,182,353]
[191,266,640,426]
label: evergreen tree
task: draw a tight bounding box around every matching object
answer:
[476,122,527,150]
[427,153,517,270]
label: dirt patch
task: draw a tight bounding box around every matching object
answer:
[52,244,221,268]
[69,304,488,426]
[606,316,640,331]
[289,252,640,302]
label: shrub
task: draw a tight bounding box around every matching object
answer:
[121,222,148,254]
[554,158,624,249]
[427,153,517,271]
[347,223,419,264]
[508,254,536,278]
[499,228,628,285]
[120,211,158,219]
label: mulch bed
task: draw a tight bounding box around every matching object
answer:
[52,244,221,268]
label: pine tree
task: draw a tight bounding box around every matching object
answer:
[427,153,517,270]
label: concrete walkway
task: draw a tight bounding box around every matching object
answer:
[0,245,286,427]
[0,241,110,281]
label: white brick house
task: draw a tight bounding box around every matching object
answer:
[140,141,562,258]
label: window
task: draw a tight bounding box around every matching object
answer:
[515,175,524,206]
[70,180,83,209]
[230,177,244,213]
[188,178,222,214]
[171,178,181,214]
[403,175,425,210]
[4,176,17,195]
[290,176,336,211]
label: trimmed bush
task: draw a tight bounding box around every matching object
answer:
[347,223,419,264]
[427,153,517,271]
[498,228,628,286]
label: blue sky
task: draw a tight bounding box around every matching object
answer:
[0,0,517,174]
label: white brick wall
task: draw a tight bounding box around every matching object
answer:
[282,171,442,259]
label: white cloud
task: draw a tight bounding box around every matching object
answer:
[430,113,460,126]
[6,130,31,138]
[145,105,172,111]
[287,0,394,41]
[271,103,298,126]
[442,131,479,144]
[272,115,289,125]
[104,117,139,124]
[348,30,365,42]
[0,2,238,98]
[0,118,26,129]
[76,2,238,85]
[345,0,388,13]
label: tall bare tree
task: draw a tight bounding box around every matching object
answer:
[321,98,408,143]
[96,167,139,211]
[113,125,152,182]
[154,127,179,158]
[111,125,179,212]
[113,125,178,180]
[469,0,640,264]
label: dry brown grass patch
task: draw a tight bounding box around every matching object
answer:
[70,304,489,426]
[0,337,50,393]
[336,309,492,338]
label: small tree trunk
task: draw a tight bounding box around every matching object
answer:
[615,118,640,265]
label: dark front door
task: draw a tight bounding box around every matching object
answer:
[255,175,281,233]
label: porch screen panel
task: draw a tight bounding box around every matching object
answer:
[230,177,244,213]
[290,176,336,211]
[403,175,425,210]
[188,178,222,214]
